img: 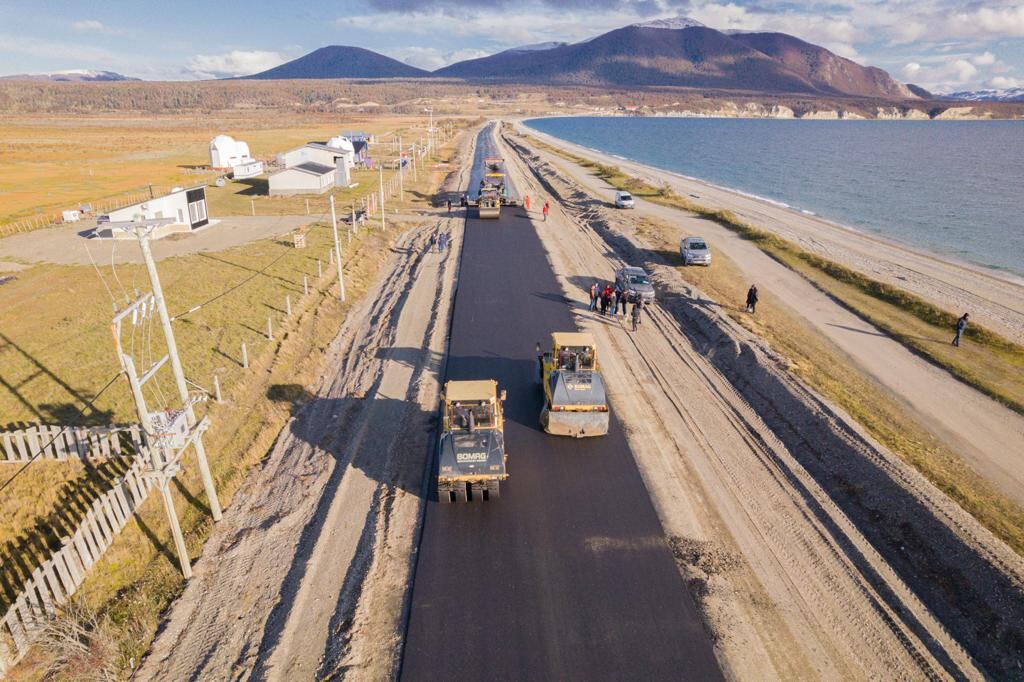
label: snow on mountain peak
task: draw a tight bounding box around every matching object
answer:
[632,16,706,30]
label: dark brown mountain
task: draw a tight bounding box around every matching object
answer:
[435,24,915,99]
[240,46,428,80]
[435,26,820,93]
[728,32,915,99]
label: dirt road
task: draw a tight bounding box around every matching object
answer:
[501,129,1024,679]
[517,123,1024,510]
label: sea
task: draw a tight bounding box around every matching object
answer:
[524,116,1024,278]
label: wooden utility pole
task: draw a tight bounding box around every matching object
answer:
[329,195,346,301]
[135,225,222,522]
[378,165,386,230]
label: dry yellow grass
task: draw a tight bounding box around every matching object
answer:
[0,112,439,225]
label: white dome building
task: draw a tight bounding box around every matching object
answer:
[326,136,356,171]
[209,135,264,180]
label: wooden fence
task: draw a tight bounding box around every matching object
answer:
[0,425,144,464]
[0,188,163,239]
[0,450,155,672]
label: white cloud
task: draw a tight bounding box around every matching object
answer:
[971,51,996,66]
[388,46,493,70]
[185,50,286,79]
[72,19,104,31]
[988,75,1022,88]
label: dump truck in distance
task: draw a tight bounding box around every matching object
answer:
[437,379,508,502]
[537,332,610,438]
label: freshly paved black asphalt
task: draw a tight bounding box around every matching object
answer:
[400,126,722,681]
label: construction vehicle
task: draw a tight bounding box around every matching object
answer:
[537,332,610,438]
[471,157,519,219]
[437,379,508,503]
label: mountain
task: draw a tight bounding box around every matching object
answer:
[435,22,913,99]
[728,32,916,99]
[906,84,934,99]
[943,88,1024,102]
[0,70,138,82]
[241,46,428,80]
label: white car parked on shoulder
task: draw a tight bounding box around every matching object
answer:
[614,191,635,209]
[680,236,712,266]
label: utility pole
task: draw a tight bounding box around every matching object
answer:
[134,223,222,522]
[112,290,212,579]
[328,195,346,301]
[398,135,404,203]
[379,165,386,230]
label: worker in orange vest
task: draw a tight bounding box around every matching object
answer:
[524,195,531,211]
[542,202,550,221]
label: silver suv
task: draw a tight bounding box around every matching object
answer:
[615,266,655,303]
[679,236,712,266]
[614,191,635,209]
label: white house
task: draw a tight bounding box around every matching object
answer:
[268,162,337,196]
[209,135,264,180]
[95,186,211,239]
[268,138,355,195]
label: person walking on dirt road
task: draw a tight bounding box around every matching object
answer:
[543,202,550,221]
[952,313,969,347]
[599,288,609,315]
[438,232,448,253]
[447,199,452,214]
[525,195,531,211]
[589,282,599,311]
[619,289,629,314]
[631,298,644,332]
[745,285,759,313]
[429,233,436,252]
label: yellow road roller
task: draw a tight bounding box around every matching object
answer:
[537,332,610,438]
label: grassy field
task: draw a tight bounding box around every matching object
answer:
[0,124,464,676]
[0,112,439,225]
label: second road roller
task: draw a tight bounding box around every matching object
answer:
[537,332,610,438]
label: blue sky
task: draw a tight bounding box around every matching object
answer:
[2,0,1023,91]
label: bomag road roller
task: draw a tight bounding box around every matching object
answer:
[477,187,501,219]
[537,332,610,438]
[437,379,508,503]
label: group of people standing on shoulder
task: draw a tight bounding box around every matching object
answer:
[589,281,646,332]
[429,230,450,253]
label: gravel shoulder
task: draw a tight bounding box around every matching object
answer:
[500,128,1024,680]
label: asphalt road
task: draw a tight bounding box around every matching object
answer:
[400,126,722,681]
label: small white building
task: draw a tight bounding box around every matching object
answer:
[268,162,337,196]
[95,186,211,239]
[268,138,354,195]
[209,135,264,180]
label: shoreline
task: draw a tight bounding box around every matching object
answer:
[517,119,1024,342]
[523,117,1024,287]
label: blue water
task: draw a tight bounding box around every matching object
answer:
[525,117,1024,277]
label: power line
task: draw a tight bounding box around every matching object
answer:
[0,372,123,497]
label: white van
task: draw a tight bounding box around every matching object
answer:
[614,191,635,209]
